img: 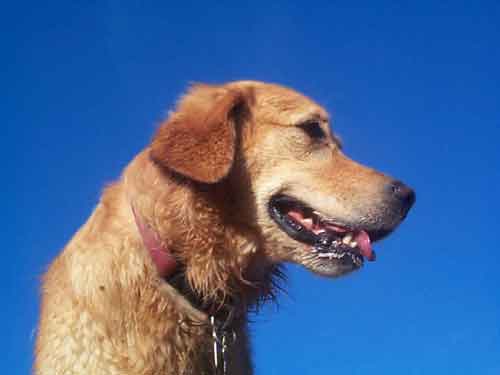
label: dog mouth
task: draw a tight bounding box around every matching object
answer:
[268,195,377,268]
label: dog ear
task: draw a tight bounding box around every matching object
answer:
[150,84,250,183]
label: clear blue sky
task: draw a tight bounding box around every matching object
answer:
[4,1,500,374]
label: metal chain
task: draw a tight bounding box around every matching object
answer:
[211,316,221,372]
[210,315,237,375]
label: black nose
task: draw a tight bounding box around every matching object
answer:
[387,180,416,212]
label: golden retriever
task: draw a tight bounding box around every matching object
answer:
[35,81,415,374]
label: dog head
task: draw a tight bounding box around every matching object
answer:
[151,81,415,279]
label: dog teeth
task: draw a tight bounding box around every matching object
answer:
[301,217,313,229]
[312,210,323,218]
[340,233,359,249]
[315,231,360,262]
[317,252,345,259]
[342,233,353,245]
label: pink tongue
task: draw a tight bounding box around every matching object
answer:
[354,231,376,261]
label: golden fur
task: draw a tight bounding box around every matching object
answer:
[35,81,413,374]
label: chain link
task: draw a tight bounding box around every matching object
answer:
[210,315,237,375]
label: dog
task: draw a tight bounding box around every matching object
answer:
[35,81,415,374]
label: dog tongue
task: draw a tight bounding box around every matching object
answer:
[354,231,376,261]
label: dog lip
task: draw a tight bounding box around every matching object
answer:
[268,198,317,244]
[268,194,377,238]
[268,194,377,262]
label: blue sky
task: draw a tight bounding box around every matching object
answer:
[3,1,500,374]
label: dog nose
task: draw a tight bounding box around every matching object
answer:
[386,180,416,212]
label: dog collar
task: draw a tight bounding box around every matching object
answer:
[131,204,178,278]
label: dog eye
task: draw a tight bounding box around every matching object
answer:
[298,121,326,141]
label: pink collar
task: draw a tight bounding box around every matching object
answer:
[131,204,178,278]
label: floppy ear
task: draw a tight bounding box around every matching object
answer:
[150,84,250,183]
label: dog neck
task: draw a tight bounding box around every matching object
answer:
[125,151,279,316]
[131,199,248,330]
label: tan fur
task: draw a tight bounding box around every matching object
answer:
[36,81,412,374]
